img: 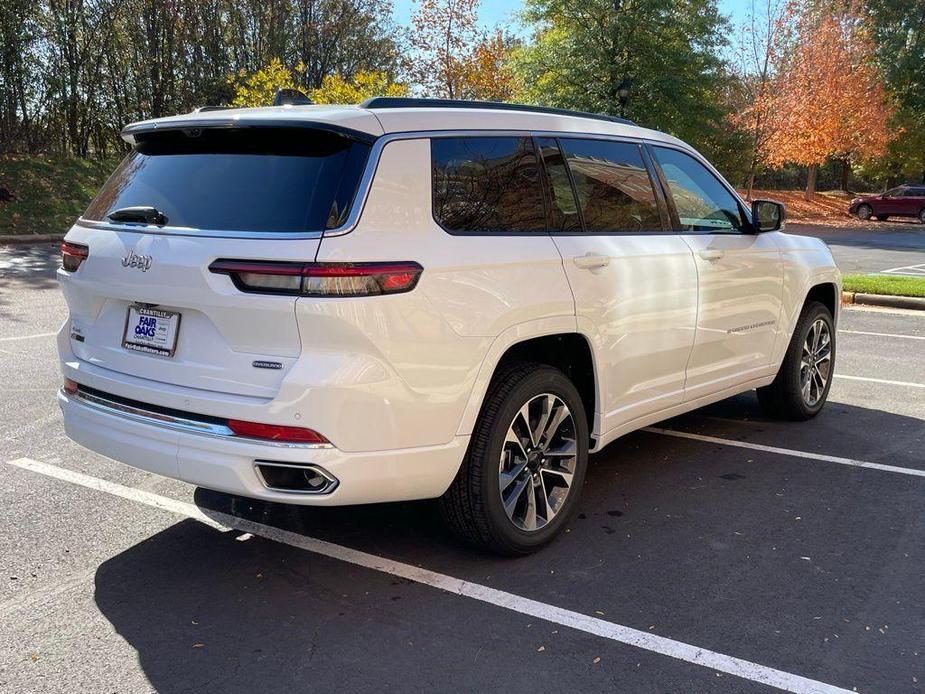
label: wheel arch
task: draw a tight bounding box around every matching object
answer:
[457,320,598,444]
[805,281,839,320]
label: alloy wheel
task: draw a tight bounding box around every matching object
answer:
[800,318,832,407]
[498,393,577,532]
[857,204,872,220]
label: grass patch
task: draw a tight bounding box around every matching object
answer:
[0,155,119,236]
[843,273,925,298]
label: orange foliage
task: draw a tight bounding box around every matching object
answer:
[407,1,518,101]
[456,31,519,101]
[408,0,480,99]
[765,2,893,169]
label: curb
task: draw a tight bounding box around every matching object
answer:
[0,233,64,245]
[842,291,925,311]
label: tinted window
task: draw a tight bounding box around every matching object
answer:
[559,139,662,232]
[432,137,546,233]
[651,146,745,232]
[901,188,925,197]
[84,128,370,232]
[536,138,581,231]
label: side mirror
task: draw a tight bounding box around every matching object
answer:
[751,199,785,233]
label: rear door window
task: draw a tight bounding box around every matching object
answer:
[84,128,370,232]
[558,138,664,233]
[431,136,547,233]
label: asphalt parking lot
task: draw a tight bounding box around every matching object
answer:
[1,238,924,693]
[789,221,925,274]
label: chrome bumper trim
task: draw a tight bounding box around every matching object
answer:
[63,387,332,449]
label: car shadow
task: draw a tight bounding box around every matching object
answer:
[91,394,925,693]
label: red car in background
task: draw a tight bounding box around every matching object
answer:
[849,185,925,223]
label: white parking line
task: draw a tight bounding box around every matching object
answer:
[7,457,851,694]
[0,331,56,342]
[839,329,925,341]
[7,457,230,530]
[644,428,925,478]
[834,374,925,389]
[880,263,925,276]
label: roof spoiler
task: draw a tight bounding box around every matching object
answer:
[120,118,376,145]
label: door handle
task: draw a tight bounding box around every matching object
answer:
[698,249,725,261]
[573,253,610,270]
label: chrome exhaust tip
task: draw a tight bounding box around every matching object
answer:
[254,461,338,494]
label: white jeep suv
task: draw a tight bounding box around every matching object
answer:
[57,97,840,554]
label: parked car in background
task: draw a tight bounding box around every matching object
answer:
[849,185,925,222]
[57,97,841,555]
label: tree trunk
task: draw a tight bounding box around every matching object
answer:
[839,158,850,192]
[805,164,817,201]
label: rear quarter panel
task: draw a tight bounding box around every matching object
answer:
[308,137,576,451]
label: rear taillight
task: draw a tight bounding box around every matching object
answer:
[227,419,330,444]
[208,260,422,297]
[61,241,89,272]
[63,378,79,395]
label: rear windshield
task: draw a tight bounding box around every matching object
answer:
[84,127,370,232]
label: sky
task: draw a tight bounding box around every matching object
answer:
[391,0,752,35]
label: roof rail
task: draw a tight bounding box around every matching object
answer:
[192,106,231,113]
[359,97,635,126]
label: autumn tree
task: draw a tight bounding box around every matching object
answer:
[728,0,792,199]
[766,2,893,199]
[407,0,481,99]
[455,30,520,102]
[229,58,302,107]
[309,71,408,103]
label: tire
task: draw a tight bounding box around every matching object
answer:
[439,361,589,555]
[919,208,925,224]
[856,204,872,220]
[757,301,835,421]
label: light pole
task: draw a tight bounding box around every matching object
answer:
[616,79,631,118]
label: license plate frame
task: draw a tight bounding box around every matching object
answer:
[122,305,181,358]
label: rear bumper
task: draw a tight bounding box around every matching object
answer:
[58,388,467,506]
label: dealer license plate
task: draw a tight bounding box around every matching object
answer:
[122,305,181,357]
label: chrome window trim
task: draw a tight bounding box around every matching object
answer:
[76,127,687,241]
[64,387,333,449]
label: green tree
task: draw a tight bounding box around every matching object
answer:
[865,0,925,185]
[512,0,739,172]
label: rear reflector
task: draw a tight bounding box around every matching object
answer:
[209,260,422,297]
[227,419,330,444]
[61,242,89,272]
